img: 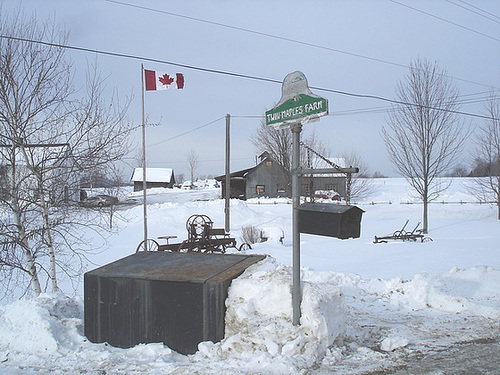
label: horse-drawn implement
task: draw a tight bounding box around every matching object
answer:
[373,220,432,244]
[136,214,251,253]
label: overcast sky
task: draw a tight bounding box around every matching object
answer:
[2,0,500,179]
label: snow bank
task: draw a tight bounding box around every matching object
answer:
[0,262,498,374]
[0,178,498,373]
[193,257,345,373]
[360,266,500,319]
[0,257,345,374]
[0,293,84,355]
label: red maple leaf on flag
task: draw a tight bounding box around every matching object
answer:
[158,74,174,87]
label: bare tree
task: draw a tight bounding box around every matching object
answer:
[252,120,292,192]
[186,149,199,183]
[469,91,500,219]
[0,9,133,298]
[342,151,378,201]
[0,10,71,295]
[382,59,468,233]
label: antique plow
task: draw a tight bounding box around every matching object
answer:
[373,220,432,244]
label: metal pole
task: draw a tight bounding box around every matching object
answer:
[225,114,230,232]
[291,122,302,326]
[141,64,148,250]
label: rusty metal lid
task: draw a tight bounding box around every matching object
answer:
[86,252,266,283]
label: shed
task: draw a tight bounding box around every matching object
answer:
[298,203,364,239]
[84,251,266,355]
[131,167,175,191]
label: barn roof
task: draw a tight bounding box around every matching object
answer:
[214,156,278,181]
[131,168,174,183]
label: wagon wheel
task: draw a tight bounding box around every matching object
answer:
[238,243,252,252]
[186,214,212,240]
[135,239,159,253]
[393,230,405,238]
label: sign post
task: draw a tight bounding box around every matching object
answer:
[266,71,328,325]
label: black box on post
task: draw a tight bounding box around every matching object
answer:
[298,203,364,239]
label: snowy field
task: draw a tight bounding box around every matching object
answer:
[0,178,499,374]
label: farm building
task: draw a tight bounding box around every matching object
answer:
[131,168,175,191]
[215,153,349,200]
[216,154,289,200]
[0,143,80,204]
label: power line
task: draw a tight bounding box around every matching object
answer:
[147,157,253,165]
[310,85,497,121]
[104,0,496,90]
[389,0,500,42]
[456,0,500,21]
[444,0,500,24]
[148,117,224,147]
[104,0,408,70]
[0,35,282,85]
[0,34,497,122]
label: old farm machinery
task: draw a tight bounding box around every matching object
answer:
[136,214,251,253]
[373,220,432,244]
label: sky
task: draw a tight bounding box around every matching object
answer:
[2,0,500,179]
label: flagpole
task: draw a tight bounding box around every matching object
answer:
[141,64,148,250]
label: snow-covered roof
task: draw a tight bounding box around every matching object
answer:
[131,168,173,183]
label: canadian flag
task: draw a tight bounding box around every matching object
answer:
[144,69,185,90]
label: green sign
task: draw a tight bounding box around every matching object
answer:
[265,71,328,129]
[266,94,328,128]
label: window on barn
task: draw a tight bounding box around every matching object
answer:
[256,185,265,195]
[326,183,338,192]
[265,161,272,167]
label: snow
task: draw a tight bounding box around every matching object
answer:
[0,178,499,374]
[130,167,174,182]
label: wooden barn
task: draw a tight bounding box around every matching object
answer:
[216,154,289,200]
[131,168,175,191]
[216,153,349,201]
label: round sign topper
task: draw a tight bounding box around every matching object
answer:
[266,71,328,129]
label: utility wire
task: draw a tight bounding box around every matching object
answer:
[147,157,253,165]
[310,85,497,121]
[0,34,497,122]
[104,0,496,90]
[104,0,408,70]
[389,0,500,42]
[456,0,500,21]
[148,117,224,147]
[0,35,282,86]
[445,0,500,24]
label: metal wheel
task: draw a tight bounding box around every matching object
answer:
[238,243,252,252]
[135,239,159,253]
[186,214,212,239]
